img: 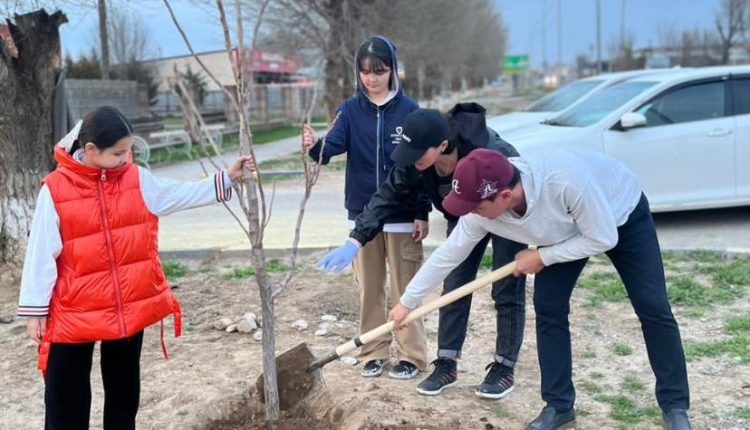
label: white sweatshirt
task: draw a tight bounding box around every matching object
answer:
[17,167,234,317]
[400,150,643,309]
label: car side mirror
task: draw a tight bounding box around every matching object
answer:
[620,112,647,130]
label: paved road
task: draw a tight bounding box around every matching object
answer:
[152,135,303,181]
[154,137,750,255]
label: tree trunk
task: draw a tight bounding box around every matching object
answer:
[98,0,110,79]
[0,10,67,266]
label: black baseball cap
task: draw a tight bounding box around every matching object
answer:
[390,108,448,165]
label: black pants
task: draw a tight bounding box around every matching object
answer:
[437,219,527,366]
[533,194,690,412]
[45,331,144,430]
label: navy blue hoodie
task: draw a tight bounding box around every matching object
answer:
[308,36,429,222]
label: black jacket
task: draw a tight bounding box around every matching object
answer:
[350,103,519,246]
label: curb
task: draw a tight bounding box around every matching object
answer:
[159,246,750,262]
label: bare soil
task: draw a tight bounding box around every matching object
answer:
[1,256,748,429]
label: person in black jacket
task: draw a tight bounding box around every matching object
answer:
[318,103,527,398]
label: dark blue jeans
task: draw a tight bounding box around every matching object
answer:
[437,219,527,367]
[534,194,690,412]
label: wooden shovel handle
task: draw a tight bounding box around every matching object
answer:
[333,261,517,358]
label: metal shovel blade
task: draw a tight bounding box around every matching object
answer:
[256,343,323,410]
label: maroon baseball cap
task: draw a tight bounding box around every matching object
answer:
[442,148,515,217]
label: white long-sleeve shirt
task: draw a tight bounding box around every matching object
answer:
[17,167,234,317]
[400,150,643,309]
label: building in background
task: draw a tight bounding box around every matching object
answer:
[144,48,302,114]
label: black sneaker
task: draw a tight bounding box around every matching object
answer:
[416,358,457,396]
[475,361,514,399]
[361,359,386,377]
[526,406,576,430]
[388,360,420,380]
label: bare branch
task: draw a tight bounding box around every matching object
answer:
[162,0,242,118]
[279,110,341,291]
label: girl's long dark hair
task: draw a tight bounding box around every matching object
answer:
[356,37,394,90]
[71,106,133,153]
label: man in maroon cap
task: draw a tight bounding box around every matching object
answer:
[389,148,691,430]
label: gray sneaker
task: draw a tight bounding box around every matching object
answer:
[388,361,420,380]
[361,359,386,377]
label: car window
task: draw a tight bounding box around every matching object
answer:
[551,81,656,127]
[734,78,750,115]
[526,80,603,112]
[635,81,725,126]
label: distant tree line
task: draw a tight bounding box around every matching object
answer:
[603,0,750,73]
[255,0,507,118]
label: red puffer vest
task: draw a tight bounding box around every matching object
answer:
[37,146,181,371]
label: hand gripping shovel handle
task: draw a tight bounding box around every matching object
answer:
[310,261,517,370]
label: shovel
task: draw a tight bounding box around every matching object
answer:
[257,260,517,410]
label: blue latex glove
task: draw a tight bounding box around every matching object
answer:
[317,240,360,274]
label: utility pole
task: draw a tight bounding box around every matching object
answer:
[596,0,602,74]
[542,0,548,74]
[620,0,627,49]
[98,0,110,79]
[557,0,562,70]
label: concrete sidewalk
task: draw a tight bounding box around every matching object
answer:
[152,135,304,181]
[153,136,449,252]
[153,136,750,256]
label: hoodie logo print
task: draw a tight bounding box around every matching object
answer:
[392,127,407,145]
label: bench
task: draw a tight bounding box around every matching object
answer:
[147,130,193,162]
[131,135,151,169]
[133,125,234,169]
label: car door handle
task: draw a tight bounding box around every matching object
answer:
[706,129,732,137]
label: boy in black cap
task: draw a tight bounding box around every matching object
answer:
[389,149,692,430]
[319,103,528,399]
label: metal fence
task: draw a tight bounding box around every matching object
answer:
[153,83,323,129]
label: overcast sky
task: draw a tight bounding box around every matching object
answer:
[57,0,722,67]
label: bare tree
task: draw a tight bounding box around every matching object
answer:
[164,0,330,425]
[0,9,67,265]
[259,0,506,116]
[715,0,749,64]
[0,0,73,15]
[108,6,154,64]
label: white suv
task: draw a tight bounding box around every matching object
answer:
[501,65,750,212]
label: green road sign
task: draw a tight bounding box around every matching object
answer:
[503,54,530,74]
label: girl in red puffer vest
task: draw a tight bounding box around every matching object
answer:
[17,106,254,429]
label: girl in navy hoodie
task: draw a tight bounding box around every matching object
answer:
[302,36,429,379]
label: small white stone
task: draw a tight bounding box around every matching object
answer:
[242,313,259,330]
[236,320,255,333]
[253,331,263,341]
[339,356,358,366]
[291,319,308,330]
[213,318,233,330]
[225,324,238,333]
[321,314,337,322]
[318,322,331,331]
[314,328,329,336]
